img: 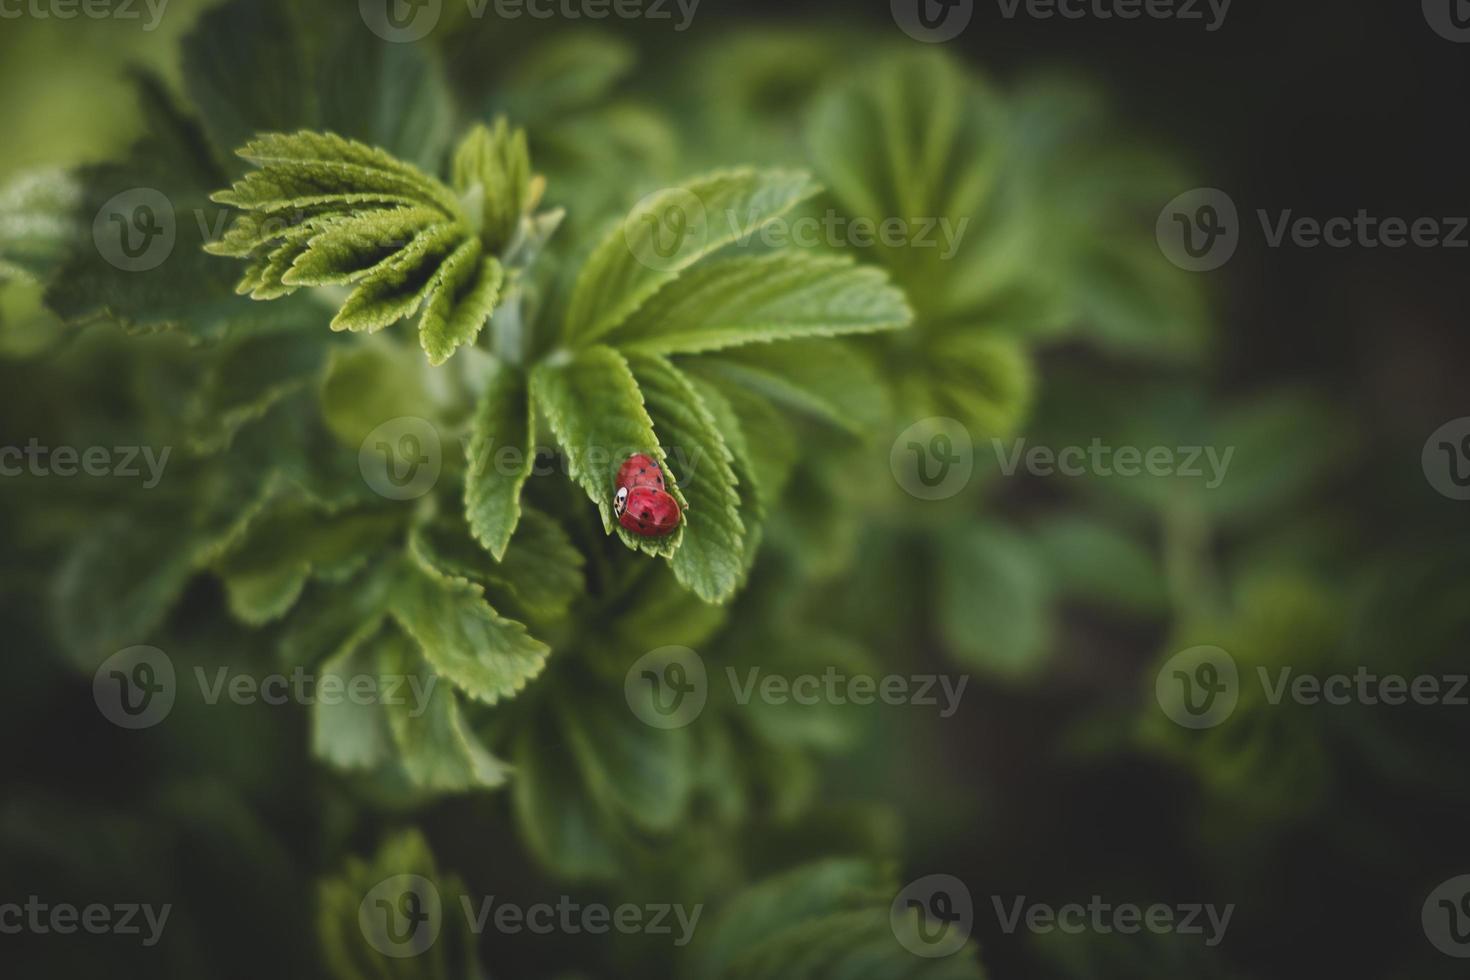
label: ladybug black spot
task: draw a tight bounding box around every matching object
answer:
[641,509,652,519]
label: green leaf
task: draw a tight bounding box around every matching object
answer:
[186,328,334,453]
[896,333,1032,440]
[492,34,636,121]
[182,0,317,170]
[689,858,886,976]
[379,629,510,791]
[937,523,1053,677]
[311,623,394,771]
[272,207,445,286]
[315,31,454,174]
[630,353,746,603]
[217,131,460,216]
[213,503,399,625]
[602,563,730,660]
[530,345,682,557]
[464,359,534,559]
[318,340,439,450]
[318,830,481,980]
[609,252,910,354]
[0,168,80,282]
[330,223,466,334]
[557,680,694,833]
[686,338,890,436]
[484,509,585,622]
[722,627,875,751]
[997,76,1209,359]
[47,74,307,342]
[451,119,537,252]
[419,249,503,365]
[387,541,550,705]
[684,376,767,580]
[417,507,584,624]
[564,168,821,346]
[1204,390,1350,528]
[512,709,622,880]
[206,129,512,358]
[279,565,394,669]
[1032,515,1167,615]
[686,859,987,980]
[807,50,1005,316]
[51,512,199,670]
[686,370,799,505]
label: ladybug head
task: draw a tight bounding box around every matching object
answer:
[614,486,628,516]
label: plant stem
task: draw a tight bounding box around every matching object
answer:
[492,281,525,366]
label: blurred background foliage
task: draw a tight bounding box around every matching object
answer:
[1,1,1467,978]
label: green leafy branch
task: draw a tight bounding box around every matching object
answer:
[206,121,912,603]
[207,121,552,364]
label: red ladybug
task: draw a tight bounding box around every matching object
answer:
[616,452,666,492]
[616,484,681,537]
